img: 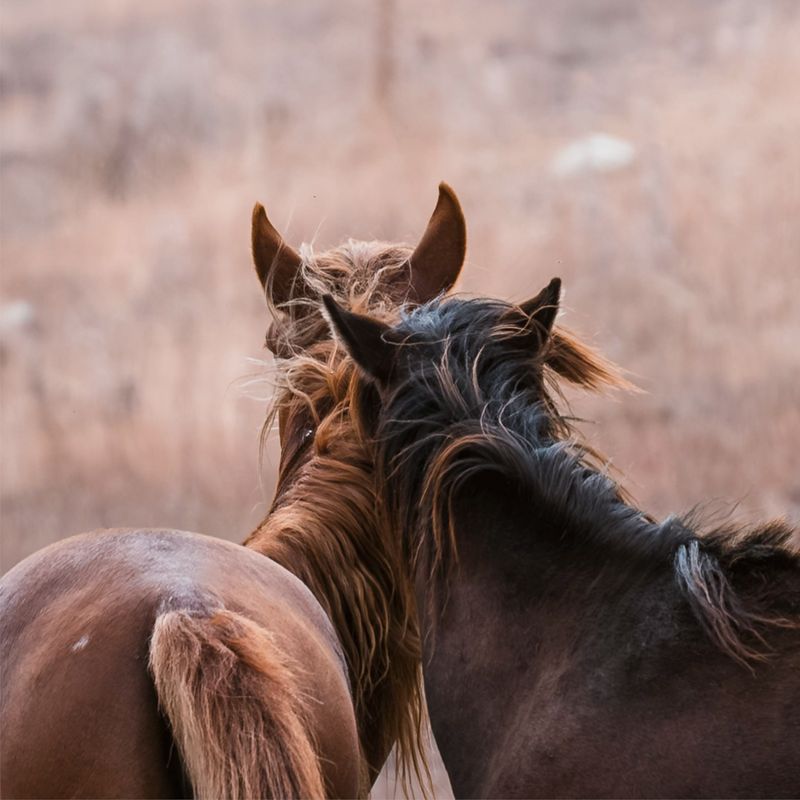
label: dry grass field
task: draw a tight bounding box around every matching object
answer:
[2,1,799,796]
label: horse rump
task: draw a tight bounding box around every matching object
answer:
[149,607,325,800]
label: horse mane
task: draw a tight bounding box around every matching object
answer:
[263,240,415,356]
[370,297,799,669]
[245,240,429,790]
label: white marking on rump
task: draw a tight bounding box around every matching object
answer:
[71,635,90,652]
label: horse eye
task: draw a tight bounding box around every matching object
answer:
[302,427,315,443]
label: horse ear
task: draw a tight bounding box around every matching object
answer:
[408,182,467,302]
[322,295,397,384]
[251,203,303,306]
[520,277,562,340]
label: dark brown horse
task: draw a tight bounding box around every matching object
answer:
[324,285,800,798]
[0,184,466,799]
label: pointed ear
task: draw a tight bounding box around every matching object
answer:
[520,277,561,339]
[408,182,466,302]
[251,202,303,305]
[322,295,397,384]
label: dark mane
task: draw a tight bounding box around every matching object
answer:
[371,296,799,667]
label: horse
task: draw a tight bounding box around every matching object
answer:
[323,284,800,798]
[0,183,466,799]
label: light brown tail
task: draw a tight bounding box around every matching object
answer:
[149,608,326,799]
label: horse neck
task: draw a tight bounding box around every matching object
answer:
[414,472,679,793]
[244,491,421,780]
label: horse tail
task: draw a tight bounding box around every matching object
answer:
[149,607,326,800]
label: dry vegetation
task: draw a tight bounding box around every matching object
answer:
[2,1,799,796]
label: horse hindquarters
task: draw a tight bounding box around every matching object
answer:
[149,608,326,800]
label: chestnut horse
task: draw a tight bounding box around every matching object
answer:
[0,184,466,799]
[324,286,800,798]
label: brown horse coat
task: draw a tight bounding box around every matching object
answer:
[1,529,358,798]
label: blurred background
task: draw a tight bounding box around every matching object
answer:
[1,0,799,794]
